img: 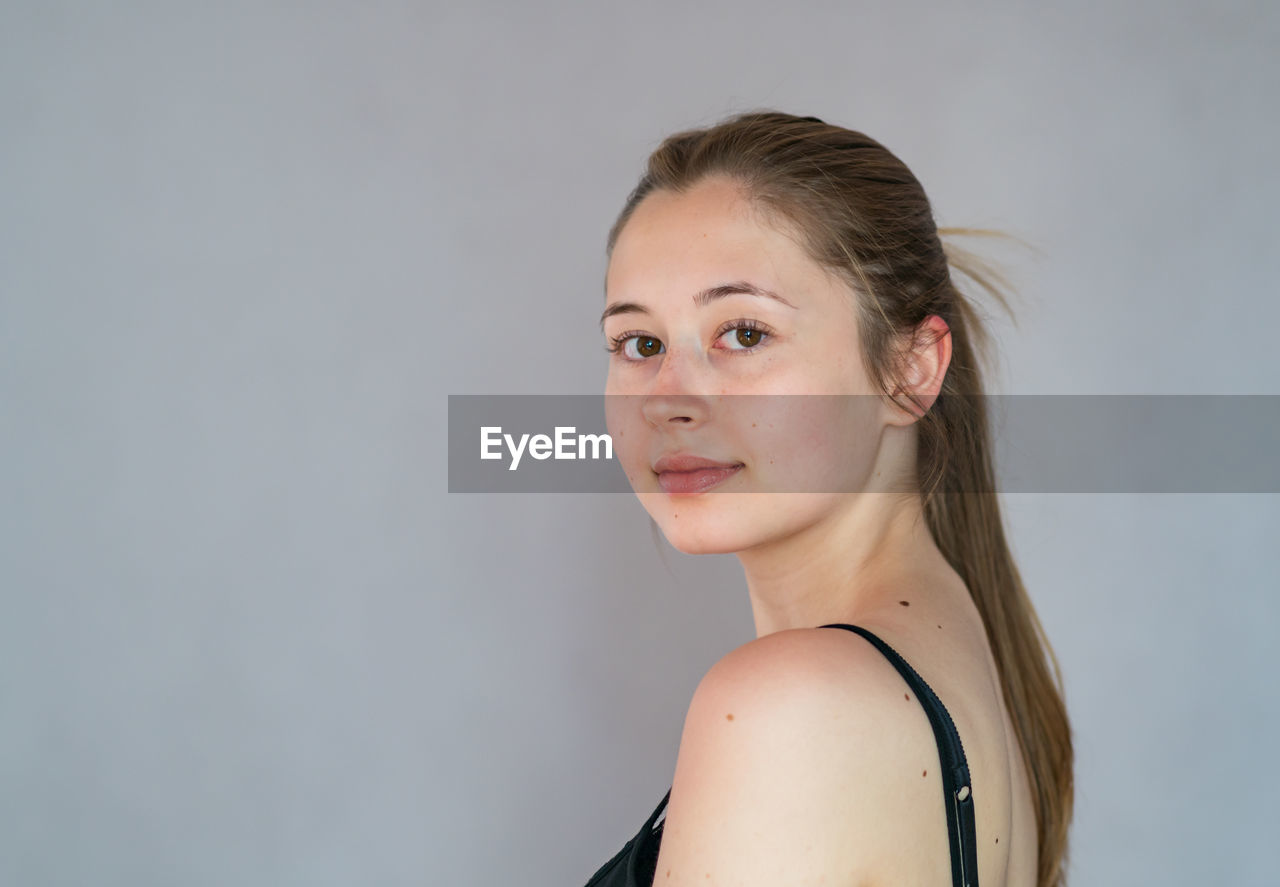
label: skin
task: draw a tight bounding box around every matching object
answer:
[601,175,1038,886]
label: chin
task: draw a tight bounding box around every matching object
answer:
[658,528,745,556]
[646,490,844,557]
[638,492,771,555]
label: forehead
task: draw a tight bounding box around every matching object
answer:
[606,177,826,302]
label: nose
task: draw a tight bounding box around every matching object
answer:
[640,346,712,427]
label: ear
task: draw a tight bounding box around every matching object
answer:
[889,315,951,422]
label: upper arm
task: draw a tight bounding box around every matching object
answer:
[652,628,941,886]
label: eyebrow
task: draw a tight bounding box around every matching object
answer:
[599,280,797,327]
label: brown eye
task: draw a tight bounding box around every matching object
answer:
[716,322,771,351]
[636,336,662,357]
[612,334,665,360]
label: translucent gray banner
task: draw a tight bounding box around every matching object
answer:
[447,395,1280,493]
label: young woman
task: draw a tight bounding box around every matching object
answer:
[584,111,1072,887]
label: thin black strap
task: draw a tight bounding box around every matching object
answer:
[631,788,670,885]
[819,623,980,887]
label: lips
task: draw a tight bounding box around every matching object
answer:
[652,454,744,495]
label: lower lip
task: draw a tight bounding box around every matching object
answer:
[657,465,743,495]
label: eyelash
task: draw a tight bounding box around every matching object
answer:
[604,318,775,359]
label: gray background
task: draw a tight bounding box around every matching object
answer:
[2,1,1277,884]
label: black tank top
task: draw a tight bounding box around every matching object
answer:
[581,624,981,887]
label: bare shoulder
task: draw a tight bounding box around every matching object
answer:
[653,627,952,886]
[689,626,923,723]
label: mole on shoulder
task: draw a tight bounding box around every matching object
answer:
[899,600,910,607]
[936,624,942,629]
[725,713,734,721]
[904,693,910,701]
[995,837,999,844]
[922,769,927,777]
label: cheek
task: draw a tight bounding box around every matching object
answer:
[794,319,880,397]
[604,395,652,488]
[742,395,882,492]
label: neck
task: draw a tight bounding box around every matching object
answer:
[738,489,945,637]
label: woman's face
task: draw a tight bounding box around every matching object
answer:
[602,176,905,555]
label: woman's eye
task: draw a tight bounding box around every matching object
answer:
[628,336,664,359]
[716,324,770,351]
[609,334,665,360]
